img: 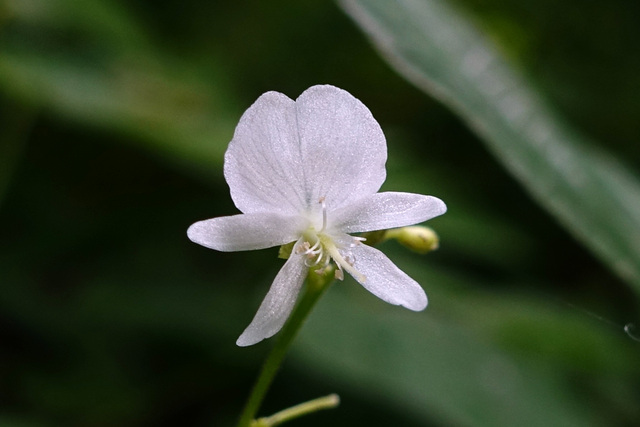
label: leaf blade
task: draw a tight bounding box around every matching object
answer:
[339,0,640,293]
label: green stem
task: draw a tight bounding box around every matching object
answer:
[253,394,340,427]
[235,270,334,427]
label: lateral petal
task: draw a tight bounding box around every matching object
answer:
[236,250,307,346]
[332,192,447,233]
[187,213,305,252]
[295,85,388,212]
[349,243,427,311]
[224,91,308,215]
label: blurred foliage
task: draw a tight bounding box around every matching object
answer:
[0,0,638,426]
[341,0,640,293]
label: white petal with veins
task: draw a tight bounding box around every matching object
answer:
[349,243,428,311]
[331,192,447,233]
[224,91,307,216]
[294,85,388,211]
[187,213,305,252]
[236,249,307,346]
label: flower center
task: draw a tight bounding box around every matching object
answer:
[296,197,366,282]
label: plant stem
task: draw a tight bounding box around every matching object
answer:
[253,394,340,427]
[235,270,334,427]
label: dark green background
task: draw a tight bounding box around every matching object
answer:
[1,0,638,426]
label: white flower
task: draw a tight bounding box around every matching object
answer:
[187,85,446,346]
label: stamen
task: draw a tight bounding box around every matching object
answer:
[295,242,310,255]
[300,198,365,282]
[314,255,331,275]
[300,235,328,268]
[318,252,330,268]
[318,196,327,232]
[344,254,356,266]
[312,250,323,265]
[307,238,321,254]
[305,249,324,267]
[323,239,366,283]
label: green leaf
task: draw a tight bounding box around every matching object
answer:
[0,0,236,181]
[339,0,640,294]
[293,264,640,426]
[0,50,233,177]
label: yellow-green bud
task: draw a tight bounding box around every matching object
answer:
[359,229,387,247]
[385,226,439,254]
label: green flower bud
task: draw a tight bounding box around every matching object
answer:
[385,226,439,254]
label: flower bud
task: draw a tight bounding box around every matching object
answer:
[385,226,439,254]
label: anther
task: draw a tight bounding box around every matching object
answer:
[295,242,310,255]
[344,254,356,266]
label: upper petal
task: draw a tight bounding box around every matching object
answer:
[224,91,308,215]
[236,248,307,346]
[348,243,427,311]
[187,212,306,252]
[224,85,387,216]
[295,85,387,211]
[331,192,447,233]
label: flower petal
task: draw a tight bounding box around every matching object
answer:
[224,91,308,215]
[331,192,447,233]
[236,249,307,346]
[187,213,306,252]
[295,85,387,211]
[348,243,427,311]
[224,85,388,218]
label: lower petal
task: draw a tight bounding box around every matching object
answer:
[348,243,427,311]
[236,249,307,346]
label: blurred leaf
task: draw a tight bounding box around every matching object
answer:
[385,150,538,272]
[0,100,33,206]
[0,0,236,180]
[0,51,232,175]
[339,0,640,295]
[5,0,149,50]
[293,259,640,426]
